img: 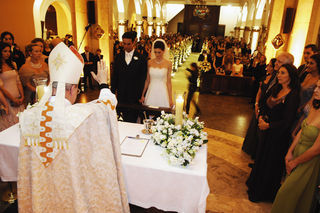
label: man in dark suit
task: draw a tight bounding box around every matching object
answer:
[111,31,147,123]
[81,46,95,90]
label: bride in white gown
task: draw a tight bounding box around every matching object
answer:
[139,39,173,108]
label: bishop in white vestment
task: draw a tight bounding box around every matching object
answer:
[17,40,129,212]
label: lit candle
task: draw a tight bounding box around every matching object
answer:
[36,85,46,101]
[175,95,184,125]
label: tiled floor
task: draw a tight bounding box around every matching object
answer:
[0,53,272,213]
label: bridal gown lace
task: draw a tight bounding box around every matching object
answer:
[144,67,169,108]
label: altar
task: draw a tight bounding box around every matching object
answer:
[0,122,209,213]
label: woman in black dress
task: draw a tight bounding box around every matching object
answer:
[242,58,276,159]
[246,63,300,202]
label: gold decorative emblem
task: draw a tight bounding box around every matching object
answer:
[271,34,285,49]
[52,53,66,71]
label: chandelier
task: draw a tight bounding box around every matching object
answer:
[191,0,209,19]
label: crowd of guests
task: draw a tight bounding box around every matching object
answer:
[0,31,104,132]
[196,36,255,77]
[241,45,320,212]
[2,28,320,212]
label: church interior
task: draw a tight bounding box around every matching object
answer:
[1,0,320,212]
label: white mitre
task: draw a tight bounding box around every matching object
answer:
[19,42,90,167]
[49,42,83,84]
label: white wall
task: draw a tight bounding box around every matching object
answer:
[219,5,241,36]
[167,9,184,33]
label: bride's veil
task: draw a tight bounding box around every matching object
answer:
[151,39,170,61]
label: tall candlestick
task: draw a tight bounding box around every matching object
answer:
[175,95,184,125]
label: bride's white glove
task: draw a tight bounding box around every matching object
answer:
[91,60,108,85]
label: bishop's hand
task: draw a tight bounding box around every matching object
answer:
[91,60,108,85]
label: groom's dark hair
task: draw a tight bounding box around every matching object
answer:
[154,41,165,51]
[122,31,137,42]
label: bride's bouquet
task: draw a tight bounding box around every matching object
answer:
[151,111,208,166]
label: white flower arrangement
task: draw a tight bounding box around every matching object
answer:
[151,111,208,166]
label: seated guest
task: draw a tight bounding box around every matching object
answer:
[271,79,320,213]
[18,40,129,212]
[0,42,24,131]
[19,43,49,105]
[298,44,318,83]
[246,63,300,202]
[231,58,243,77]
[0,31,25,70]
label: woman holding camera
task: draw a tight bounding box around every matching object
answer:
[246,64,300,202]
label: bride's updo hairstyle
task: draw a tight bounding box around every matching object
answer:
[154,41,165,51]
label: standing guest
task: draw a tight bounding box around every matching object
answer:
[291,53,320,138]
[43,40,52,56]
[298,44,318,83]
[242,58,276,159]
[140,39,173,108]
[242,52,294,159]
[113,40,121,58]
[0,42,25,131]
[94,48,103,75]
[63,34,74,47]
[19,43,49,105]
[0,31,25,70]
[222,49,234,74]
[0,89,9,115]
[246,63,300,202]
[251,54,267,103]
[18,40,129,212]
[271,80,320,213]
[31,38,48,62]
[81,46,95,90]
[111,31,147,123]
[300,53,320,108]
[185,63,200,115]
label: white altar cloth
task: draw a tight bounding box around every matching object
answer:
[0,122,209,213]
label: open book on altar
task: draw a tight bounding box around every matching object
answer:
[120,136,149,157]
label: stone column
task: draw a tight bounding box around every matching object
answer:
[118,20,126,41]
[250,26,260,52]
[156,22,161,37]
[161,23,167,35]
[147,21,153,37]
[136,20,143,40]
[239,26,245,39]
[234,27,240,39]
[244,26,251,43]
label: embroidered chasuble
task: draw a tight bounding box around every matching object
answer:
[17,90,130,213]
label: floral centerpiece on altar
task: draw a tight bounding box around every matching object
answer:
[151,111,208,166]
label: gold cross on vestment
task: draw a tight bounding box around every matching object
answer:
[52,53,66,71]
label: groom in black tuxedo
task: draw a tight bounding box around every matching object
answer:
[111,31,147,122]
